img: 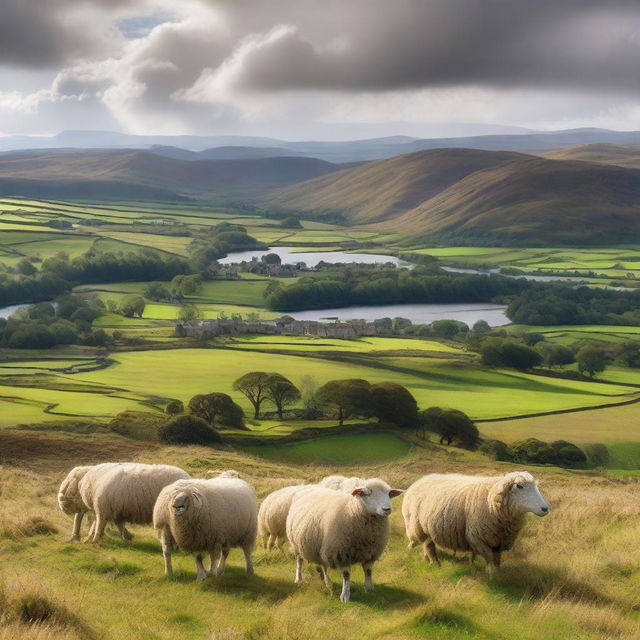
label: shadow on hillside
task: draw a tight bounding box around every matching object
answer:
[201,568,297,602]
[488,562,610,605]
[350,582,424,608]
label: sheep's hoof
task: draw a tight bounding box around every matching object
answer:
[340,594,350,603]
[67,536,80,543]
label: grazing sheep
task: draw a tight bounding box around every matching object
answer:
[79,463,190,542]
[153,473,258,581]
[402,471,549,574]
[318,475,366,493]
[258,484,311,550]
[286,479,403,602]
[58,465,95,541]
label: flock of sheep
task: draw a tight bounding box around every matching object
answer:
[58,462,550,603]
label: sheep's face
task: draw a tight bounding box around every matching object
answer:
[172,492,191,517]
[503,472,549,517]
[352,482,403,517]
[58,468,90,513]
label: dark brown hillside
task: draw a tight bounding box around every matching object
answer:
[265,148,525,223]
[391,156,640,244]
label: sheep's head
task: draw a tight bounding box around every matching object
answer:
[58,466,91,514]
[352,479,403,517]
[489,471,549,517]
[172,492,191,516]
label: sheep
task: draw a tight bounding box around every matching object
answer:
[258,484,312,550]
[153,473,258,581]
[286,478,403,602]
[318,475,366,493]
[58,463,131,542]
[79,462,190,542]
[402,471,549,575]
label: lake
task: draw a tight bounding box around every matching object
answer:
[219,247,408,267]
[289,303,509,326]
[0,303,29,319]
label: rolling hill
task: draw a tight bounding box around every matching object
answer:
[544,143,640,170]
[265,150,640,245]
[265,148,526,224]
[0,150,341,199]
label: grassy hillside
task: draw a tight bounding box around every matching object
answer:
[266,149,524,224]
[0,151,341,199]
[1,430,640,640]
[544,143,640,169]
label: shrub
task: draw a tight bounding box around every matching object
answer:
[551,440,587,466]
[511,438,558,464]
[165,399,184,415]
[584,442,610,467]
[158,415,222,445]
[480,439,513,461]
[422,407,480,449]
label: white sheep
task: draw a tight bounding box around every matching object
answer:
[286,478,403,602]
[258,484,311,550]
[153,473,258,581]
[402,471,549,574]
[79,462,190,542]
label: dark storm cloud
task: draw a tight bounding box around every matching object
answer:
[213,0,640,93]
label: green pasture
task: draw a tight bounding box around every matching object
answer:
[142,302,280,320]
[242,433,411,464]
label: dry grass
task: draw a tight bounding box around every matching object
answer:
[1,431,640,639]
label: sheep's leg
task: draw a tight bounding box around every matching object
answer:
[339,567,351,603]
[423,540,440,566]
[216,546,230,576]
[493,551,502,568]
[321,566,331,590]
[70,512,84,541]
[473,543,497,577]
[266,534,275,550]
[209,546,221,576]
[294,555,304,584]
[407,539,418,550]
[195,554,208,582]
[362,563,374,592]
[91,514,107,542]
[116,521,133,542]
[160,528,173,578]
[243,545,254,575]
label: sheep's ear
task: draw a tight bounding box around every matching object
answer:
[352,488,366,496]
[489,477,514,509]
[389,489,403,498]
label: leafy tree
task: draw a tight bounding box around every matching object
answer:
[511,438,557,464]
[472,319,490,334]
[538,343,576,367]
[430,319,469,339]
[165,399,184,416]
[315,378,371,426]
[261,253,282,265]
[48,320,78,345]
[7,325,55,349]
[369,382,419,428]
[280,216,302,228]
[479,439,513,461]
[422,407,479,449]
[84,328,111,347]
[616,340,640,368]
[178,303,202,323]
[188,392,245,428]
[28,302,55,320]
[550,440,587,466]
[265,373,300,420]
[171,274,202,296]
[144,281,171,301]
[233,372,272,419]
[576,345,610,378]
[16,258,37,276]
[158,415,221,445]
[584,443,610,467]
[480,338,542,370]
[121,296,146,318]
[522,333,544,347]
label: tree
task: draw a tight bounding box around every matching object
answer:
[233,372,272,419]
[480,439,513,461]
[616,340,640,368]
[576,345,610,378]
[144,281,171,301]
[511,438,557,464]
[550,440,587,466]
[165,399,184,415]
[261,253,282,265]
[158,415,221,445]
[121,296,146,318]
[584,443,610,467]
[178,303,202,323]
[49,320,78,345]
[171,274,202,296]
[422,407,480,449]
[265,373,300,420]
[28,302,55,320]
[539,344,575,367]
[472,319,490,334]
[430,319,469,339]
[16,258,37,276]
[188,392,245,428]
[369,382,419,428]
[315,379,371,426]
[480,338,542,370]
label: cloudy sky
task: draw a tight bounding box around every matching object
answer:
[1,0,640,139]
